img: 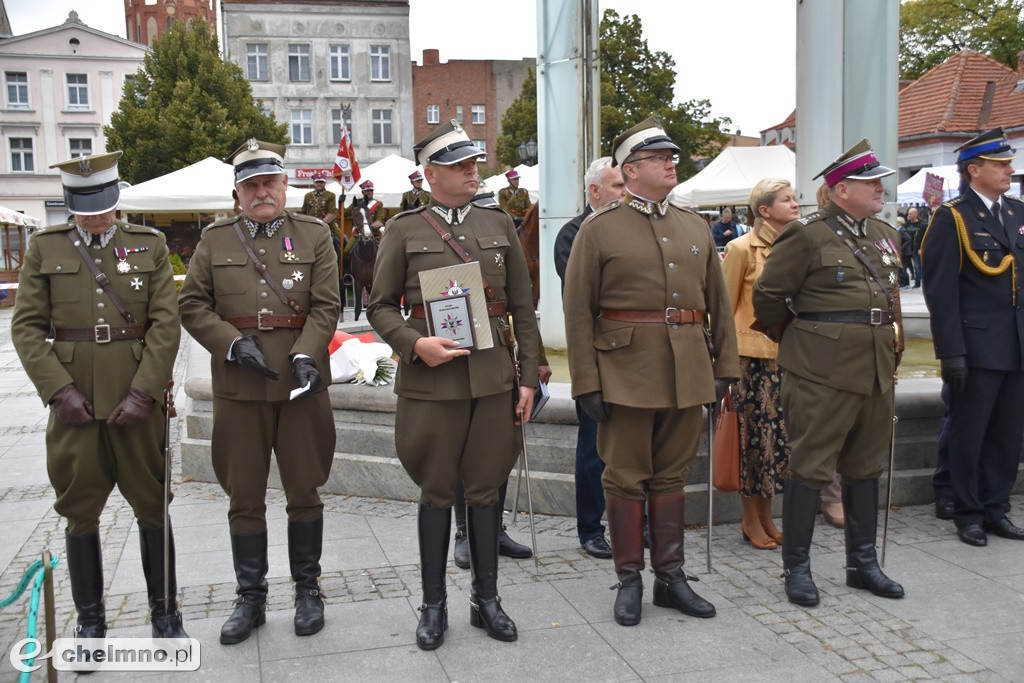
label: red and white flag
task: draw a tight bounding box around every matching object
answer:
[333,126,360,190]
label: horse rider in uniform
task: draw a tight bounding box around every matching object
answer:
[921,127,1024,547]
[753,139,906,607]
[179,139,341,644]
[563,116,739,627]
[401,169,432,212]
[498,169,532,228]
[12,151,187,640]
[349,179,387,237]
[367,119,539,650]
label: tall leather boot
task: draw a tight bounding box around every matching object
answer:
[139,524,189,638]
[648,495,715,618]
[416,504,451,650]
[289,518,326,636]
[453,482,469,569]
[842,479,904,599]
[781,478,820,606]
[65,531,107,639]
[497,481,532,559]
[467,503,517,642]
[220,532,268,645]
[605,494,645,626]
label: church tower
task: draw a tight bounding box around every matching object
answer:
[124,0,217,46]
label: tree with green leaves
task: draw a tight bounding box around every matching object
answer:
[105,19,287,185]
[496,68,537,168]
[899,0,1024,80]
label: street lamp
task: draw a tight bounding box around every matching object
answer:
[517,138,538,166]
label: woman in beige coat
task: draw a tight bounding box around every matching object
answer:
[720,178,800,548]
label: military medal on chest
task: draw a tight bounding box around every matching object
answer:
[282,236,299,261]
[114,245,149,273]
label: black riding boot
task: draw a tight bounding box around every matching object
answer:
[606,494,645,626]
[66,531,106,639]
[416,504,451,650]
[453,482,470,569]
[843,479,904,599]
[497,481,532,559]
[289,518,326,636]
[139,524,188,638]
[467,503,517,642]
[648,495,715,618]
[220,532,268,645]
[782,478,821,606]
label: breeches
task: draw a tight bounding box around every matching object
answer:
[597,404,702,500]
[395,391,518,509]
[212,391,336,534]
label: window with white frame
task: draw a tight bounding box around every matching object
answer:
[370,45,391,81]
[66,74,89,110]
[331,108,353,145]
[5,72,28,109]
[246,43,269,81]
[288,44,311,82]
[426,104,439,124]
[329,45,350,81]
[472,140,486,153]
[291,109,313,144]
[10,137,34,172]
[455,105,463,124]
[471,105,485,124]
[69,138,93,158]
[371,108,392,145]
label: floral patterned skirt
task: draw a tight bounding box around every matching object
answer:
[735,356,791,498]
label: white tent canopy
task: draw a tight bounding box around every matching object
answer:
[330,154,428,209]
[670,146,796,208]
[0,205,40,228]
[482,164,539,202]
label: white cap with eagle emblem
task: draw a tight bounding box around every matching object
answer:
[49,150,123,215]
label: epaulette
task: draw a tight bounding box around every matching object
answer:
[474,203,506,213]
[796,210,826,226]
[37,222,75,234]
[582,199,620,226]
[119,221,162,237]
[1002,194,1024,208]
[943,197,965,208]
[290,211,323,225]
[390,205,430,220]
[206,213,240,229]
[665,198,698,216]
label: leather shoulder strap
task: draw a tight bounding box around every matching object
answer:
[230,222,306,315]
[419,210,499,301]
[822,215,893,309]
[66,231,138,325]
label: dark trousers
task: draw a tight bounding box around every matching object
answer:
[574,400,606,544]
[911,252,922,287]
[931,382,953,498]
[948,367,1024,527]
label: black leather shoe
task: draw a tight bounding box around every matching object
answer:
[957,524,987,547]
[294,589,325,636]
[612,578,642,626]
[416,601,447,651]
[652,576,716,618]
[984,518,1024,540]
[220,597,267,644]
[934,496,954,520]
[581,536,613,559]
[498,528,532,559]
[470,596,518,641]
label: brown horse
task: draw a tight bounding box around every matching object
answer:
[345,208,379,321]
[518,202,540,308]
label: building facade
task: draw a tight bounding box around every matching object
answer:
[124,0,217,46]
[0,11,147,224]
[221,0,413,184]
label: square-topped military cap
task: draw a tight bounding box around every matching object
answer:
[814,138,895,188]
[50,150,123,215]
[611,116,681,167]
[956,127,1015,166]
[414,119,485,167]
[227,138,286,183]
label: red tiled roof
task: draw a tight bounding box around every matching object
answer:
[761,109,795,134]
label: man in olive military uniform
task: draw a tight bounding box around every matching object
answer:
[563,117,739,627]
[753,139,906,607]
[179,139,340,644]
[921,127,1024,547]
[401,169,432,211]
[12,151,187,641]
[349,179,387,233]
[367,119,538,650]
[301,172,342,249]
[498,169,532,228]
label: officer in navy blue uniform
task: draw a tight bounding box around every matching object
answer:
[921,127,1024,547]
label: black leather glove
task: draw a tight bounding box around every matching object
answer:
[50,384,94,426]
[292,356,322,393]
[107,387,155,427]
[941,355,968,393]
[579,391,610,424]
[712,379,731,420]
[233,335,280,380]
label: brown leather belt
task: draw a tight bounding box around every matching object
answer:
[54,324,148,343]
[409,300,508,319]
[798,309,896,325]
[226,313,308,330]
[600,308,706,325]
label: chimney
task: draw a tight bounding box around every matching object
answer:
[423,49,440,66]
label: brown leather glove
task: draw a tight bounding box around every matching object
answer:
[50,384,94,426]
[107,387,155,427]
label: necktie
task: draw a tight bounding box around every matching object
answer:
[992,201,1002,225]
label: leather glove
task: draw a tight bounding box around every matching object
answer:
[940,355,968,393]
[107,387,155,427]
[233,335,279,380]
[50,384,94,426]
[292,356,322,393]
[712,379,731,421]
[579,391,610,424]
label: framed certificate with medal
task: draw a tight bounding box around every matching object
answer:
[417,261,494,349]
[424,293,477,350]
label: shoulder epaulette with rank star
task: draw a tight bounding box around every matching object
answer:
[797,210,825,225]
[943,196,965,208]
[290,211,323,225]
[392,204,430,220]
[590,199,620,217]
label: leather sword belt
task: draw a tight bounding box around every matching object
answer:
[226,313,307,330]
[798,309,895,325]
[54,324,148,343]
[600,308,706,325]
[409,300,507,319]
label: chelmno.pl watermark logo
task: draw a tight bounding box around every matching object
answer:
[9,637,201,673]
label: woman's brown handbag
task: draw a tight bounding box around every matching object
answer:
[712,388,741,492]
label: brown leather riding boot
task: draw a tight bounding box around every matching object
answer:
[605,494,645,626]
[648,494,715,618]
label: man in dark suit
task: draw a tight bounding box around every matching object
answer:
[921,127,1024,547]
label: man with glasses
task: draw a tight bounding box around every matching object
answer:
[563,116,738,627]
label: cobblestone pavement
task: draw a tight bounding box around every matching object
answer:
[0,309,1022,681]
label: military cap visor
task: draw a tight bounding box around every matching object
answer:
[414,120,485,166]
[50,151,123,215]
[956,128,1015,164]
[612,123,680,167]
[227,139,287,183]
